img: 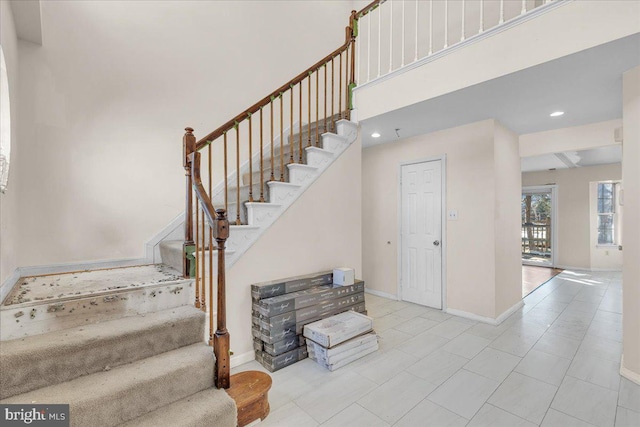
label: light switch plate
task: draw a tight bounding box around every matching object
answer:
[448,210,458,220]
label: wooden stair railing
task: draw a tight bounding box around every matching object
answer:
[181,1,382,393]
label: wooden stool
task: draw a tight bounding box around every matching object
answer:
[226,371,272,427]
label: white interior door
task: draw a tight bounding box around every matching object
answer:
[401,160,442,309]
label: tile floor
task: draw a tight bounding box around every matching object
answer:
[234,270,639,427]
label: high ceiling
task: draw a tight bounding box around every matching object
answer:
[360,33,640,149]
[521,146,622,173]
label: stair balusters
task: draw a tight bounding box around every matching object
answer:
[181,2,378,390]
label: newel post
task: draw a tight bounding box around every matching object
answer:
[183,127,196,280]
[348,10,357,120]
[213,208,231,389]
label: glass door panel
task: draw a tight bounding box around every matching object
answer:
[522,190,553,266]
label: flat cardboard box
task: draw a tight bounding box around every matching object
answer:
[260,299,367,333]
[254,281,365,317]
[306,331,378,360]
[251,325,297,344]
[303,311,374,348]
[251,271,333,300]
[257,347,308,372]
[263,335,306,356]
[310,342,379,371]
[255,292,366,328]
[308,339,378,365]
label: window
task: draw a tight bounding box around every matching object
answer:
[0,46,10,193]
[597,182,616,245]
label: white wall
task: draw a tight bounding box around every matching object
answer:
[622,65,640,382]
[0,0,19,298]
[494,122,522,315]
[15,1,356,269]
[522,164,623,270]
[355,1,640,121]
[229,136,362,363]
[362,119,521,320]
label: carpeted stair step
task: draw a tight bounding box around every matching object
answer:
[117,387,236,427]
[0,305,206,399]
[1,343,215,427]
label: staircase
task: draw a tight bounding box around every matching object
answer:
[0,266,237,427]
[159,118,358,272]
[1,3,379,426]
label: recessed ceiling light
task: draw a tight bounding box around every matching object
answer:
[550,111,564,117]
[371,132,381,138]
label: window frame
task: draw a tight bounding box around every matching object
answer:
[596,182,617,246]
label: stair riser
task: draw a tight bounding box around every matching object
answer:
[267,183,301,206]
[306,149,334,169]
[320,133,349,154]
[246,204,282,228]
[0,281,194,340]
[0,308,206,399]
[70,354,213,427]
[288,166,318,186]
[242,165,289,187]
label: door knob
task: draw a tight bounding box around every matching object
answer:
[433,240,440,246]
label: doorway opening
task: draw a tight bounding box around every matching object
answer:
[522,186,557,267]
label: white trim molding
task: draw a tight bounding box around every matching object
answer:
[365,288,399,301]
[231,350,257,368]
[397,155,447,311]
[620,355,640,386]
[446,300,524,326]
[353,0,572,91]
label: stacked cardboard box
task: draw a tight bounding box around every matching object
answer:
[251,271,367,372]
[304,311,378,371]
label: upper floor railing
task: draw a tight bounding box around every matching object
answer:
[355,0,556,87]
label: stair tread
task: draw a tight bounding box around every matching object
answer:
[117,387,236,427]
[1,343,213,404]
[1,343,215,426]
[0,306,206,399]
[2,264,188,309]
[0,305,203,352]
[267,181,301,188]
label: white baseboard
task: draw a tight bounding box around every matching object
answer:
[554,265,590,272]
[495,300,525,324]
[365,288,399,301]
[620,355,640,386]
[145,212,185,263]
[446,300,524,326]
[554,265,622,273]
[0,269,22,305]
[231,350,256,368]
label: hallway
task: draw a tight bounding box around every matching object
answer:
[235,270,636,426]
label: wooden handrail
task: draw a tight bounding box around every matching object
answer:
[356,0,386,18]
[193,5,379,150]
[182,4,376,392]
[196,43,352,150]
[190,149,231,389]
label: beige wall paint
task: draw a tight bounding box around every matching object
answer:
[14,1,355,268]
[362,120,521,320]
[622,66,640,380]
[494,123,523,315]
[228,137,362,361]
[520,119,622,158]
[355,1,640,121]
[522,164,622,270]
[0,1,19,293]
